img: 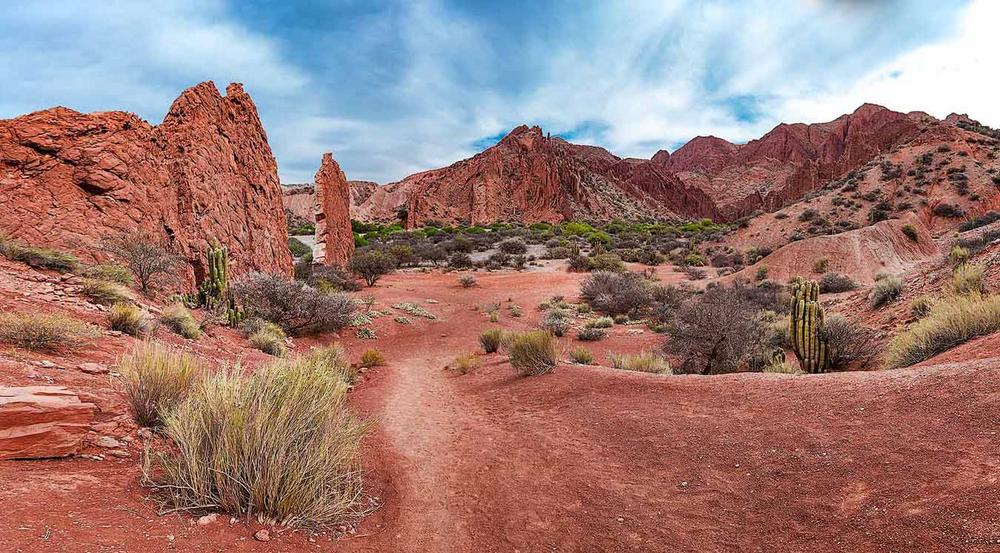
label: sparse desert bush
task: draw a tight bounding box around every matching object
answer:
[231,272,355,335]
[948,263,985,295]
[885,293,1000,368]
[247,320,287,357]
[959,211,1000,232]
[308,265,362,293]
[117,341,206,427]
[609,352,671,374]
[0,311,99,351]
[479,328,505,353]
[902,224,919,242]
[288,237,311,258]
[819,272,858,294]
[580,272,652,317]
[108,302,148,336]
[160,304,201,339]
[587,253,626,273]
[507,331,557,376]
[80,278,132,306]
[576,327,606,341]
[349,250,397,287]
[569,347,594,365]
[755,266,769,282]
[0,235,79,273]
[567,255,591,272]
[498,239,527,255]
[683,253,706,267]
[910,296,934,319]
[99,231,180,293]
[392,302,436,319]
[458,274,477,288]
[360,348,385,367]
[763,360,802,374]
[451,352,480,374]
[448,252,473,269]
[84,263,133,285]
[142,346,367,527]
[510,305,523,317]
[540,309,570,337]
[869,275,904,308]
[821,316,880,370]
[584,316,614,329]
[812,258,830,274]
[948,246,970,266]
[932,203,965,218]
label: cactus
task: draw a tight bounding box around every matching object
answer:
[197,238,228,309]
[788,279,831,373]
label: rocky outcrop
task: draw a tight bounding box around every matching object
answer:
[349,180,378,208]
[282,184,315,225]
[312,153,354,266]
[1,386,96,460]
[0,82,292,284]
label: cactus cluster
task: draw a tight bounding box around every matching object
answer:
[788,279,831,373]
[196,238,243,326]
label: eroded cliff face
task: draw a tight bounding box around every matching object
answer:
[0,81,292,282]
[312,153,354,266]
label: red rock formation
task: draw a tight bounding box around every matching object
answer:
[312,153,355,266]
[282,185,315,225]
[349,180,378,209]
[0,386,95,460]
[0,82,292,284]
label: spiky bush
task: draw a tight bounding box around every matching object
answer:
[910,296,934,319]
[507,331,557,376]
[869,275,904,308]
[142,346,368,527]
[160,304,201,340]
[117,341,206,427]
[569,347,594,364]
[609,352,671,374]
[948,246,970,266]
[479,328,505,353]
[821,316,879,370]
[80,278,132,306]
[107,303,148,336]
[0,311,99,351]
[580,272,652,317]
[885,293,1000,368]
[359,348,385,367]
[458,274,477,288]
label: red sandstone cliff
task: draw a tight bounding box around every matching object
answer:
[0,82,292,282]
[312,153,354,266]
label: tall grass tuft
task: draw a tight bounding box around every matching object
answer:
[142,346,369,527]
[451,352,480,374]
[569,347,594,365]
[359,348,385,367]
[0,234,79,273]
[948,263,985,296]
[885,293,1000,368]
[108,302,148,336]
[507,330,557,376]
[869,275,904,308]
[160,304,201,340]
[80,278,133,306]
[117,341,206,427]
[0,311,99,351]
[479,328,505,353]
[609,352,671,374]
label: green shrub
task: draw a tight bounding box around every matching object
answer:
[479,328,505,353]
[451,353,480,374]
[885,293,1000,368]
[569,347,594,365]
[507,331,557,376]
[948,263,985,295]
[902,224,919,242]
[609,352,671,374]
[683,253,706,267]
[160,304,201,340]
[0,235,79,273]
[349,250,397,287]
[288,237,311,258]
[755,266,769,282]
[869,275,904,308]
[142,346,367,527]
[584,317,614,329]
[0,311,99,351]
[108,302,148,336]
[577,327,606,341]
[587,253,626,273]
[360,348,385,367]
[80,278,132,306]
[458,274,477,288]
[117,341,206,427]
[248,320,287,357]
[540,309,570,337]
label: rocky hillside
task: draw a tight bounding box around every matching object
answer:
[0,82,292,282]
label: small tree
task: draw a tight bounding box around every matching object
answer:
[100,230,180,294]
[349,250,397,287]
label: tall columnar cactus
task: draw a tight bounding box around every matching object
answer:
[788,279,831,373]
[197,238,229,310]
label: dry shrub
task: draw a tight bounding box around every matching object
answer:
[231,272,355,335]
[247,320,287,357]
[84,263,133,285]
[910,295,934,319]
[142,346,368,527]
[359,348,385,367]
[160,304,201,340]
[507,331,557,376]
[458,274,477,288]
[821,316,879,370]
[99,230,180,293]
[763,360,802,374]
[108,302,148,336]
[80,278,133,306]
[576,327,606,341]
[451,353,480,374]
[479,328,505,353]
[609,352,671,374]
[948,263,985,296]
[0,311,99,351]
[869,275,904,308]
[117,341,206,427]
[819,272,858,294]
[540,309,570,337]
[885,293,1000,368]
[569,347,594,365]
[580,272,652,317]
[0,235,79,273]
[584,317,614,329]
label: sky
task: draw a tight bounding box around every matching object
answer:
[0,0,995,184]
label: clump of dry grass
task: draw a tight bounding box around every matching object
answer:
[0,311,99,351]
[248,320,287,357]
[117,341,206,427]
[762,360,802,374]
[507,330,557,376]
[947,263,985,296]
[142,346,369,527]
[609,351,671,374]
[451,352,480,374]
[885,293,1000,368]
[0,234,79,273]
[359,348,385,367]
[568,347,594,365]
[108,302,148,336]
[160,304,201,340]
[479,328,505,353]
[80,278,133,306]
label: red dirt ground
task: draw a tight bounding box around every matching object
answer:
[2,261,1000,552]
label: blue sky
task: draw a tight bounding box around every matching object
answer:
[1,0,994,184]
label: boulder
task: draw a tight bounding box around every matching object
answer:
[0,386,96,460]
